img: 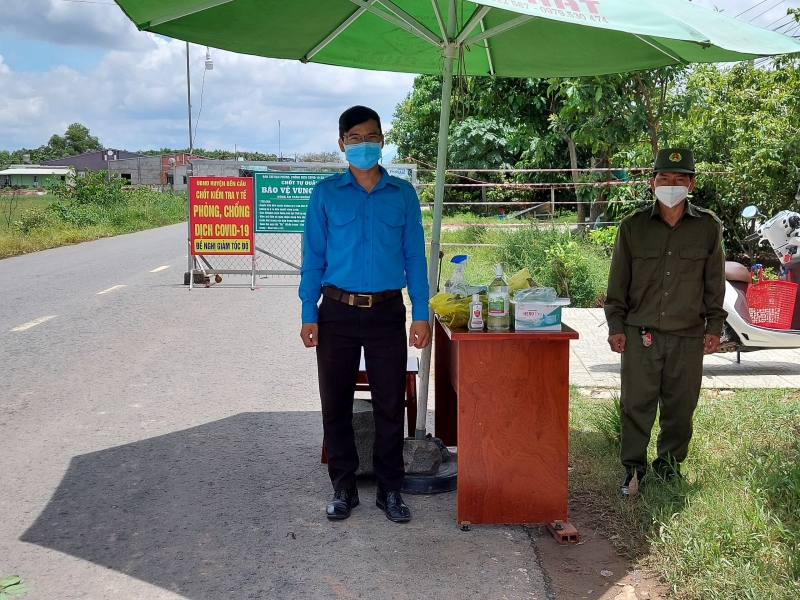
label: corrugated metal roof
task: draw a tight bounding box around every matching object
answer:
[0,167,72,176]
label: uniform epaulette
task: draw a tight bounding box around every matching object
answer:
[619,204,653,224]
[693,205,723,225]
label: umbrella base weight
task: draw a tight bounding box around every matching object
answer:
[184,271,206,285]
[402,459,457,495]
[547,521,580,544]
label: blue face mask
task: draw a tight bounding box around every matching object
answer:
[344,142,382,170]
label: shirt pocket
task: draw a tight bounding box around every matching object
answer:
[376,208,404,249]
[631,247,661,282]
[679,246,708,281]
[328,209,357,247]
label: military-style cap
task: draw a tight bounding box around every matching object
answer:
[653,148,695,174]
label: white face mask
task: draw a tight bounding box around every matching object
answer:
[655,185,689,209]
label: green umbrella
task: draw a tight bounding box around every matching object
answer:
[115,0,800,437]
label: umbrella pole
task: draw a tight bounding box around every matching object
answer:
[415,10,457,440]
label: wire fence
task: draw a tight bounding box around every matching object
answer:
[180,160,730,279]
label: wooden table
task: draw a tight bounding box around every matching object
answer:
[434,318,579,525]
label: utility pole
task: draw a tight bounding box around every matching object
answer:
[185,41,194,282]
[186,41,192,158]
[278,120,281,160]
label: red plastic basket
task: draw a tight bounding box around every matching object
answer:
[746,268,797,329]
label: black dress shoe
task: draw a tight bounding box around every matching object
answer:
[376,489,411,523]
[326,487,359,520]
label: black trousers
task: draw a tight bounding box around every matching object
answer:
[316,294,407,492]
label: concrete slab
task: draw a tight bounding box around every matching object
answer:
[563,308,800,389]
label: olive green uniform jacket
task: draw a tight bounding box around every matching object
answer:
[604,201,727,339]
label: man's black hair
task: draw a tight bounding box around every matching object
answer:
[339,105,382,138]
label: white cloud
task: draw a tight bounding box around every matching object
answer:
[0,0,150,51]
[0,33,416,154]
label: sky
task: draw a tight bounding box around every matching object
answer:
[0,0,798,157]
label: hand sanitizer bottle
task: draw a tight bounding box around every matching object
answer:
[487,264,510,332]
[468,293,484,331]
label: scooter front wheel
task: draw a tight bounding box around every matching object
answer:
[717,322,740,353]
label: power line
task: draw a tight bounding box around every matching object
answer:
[737,0,772,18]
[766,12,794,28]
[772,16,796,30]
[748,0,789,22]
[785,21,800,37]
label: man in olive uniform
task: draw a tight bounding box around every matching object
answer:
[604,148,726,495]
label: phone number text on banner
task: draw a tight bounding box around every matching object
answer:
[190,176,254,255]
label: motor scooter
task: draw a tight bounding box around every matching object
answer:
[720,192,800,361]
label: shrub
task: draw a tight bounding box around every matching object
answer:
[546,240,596,306]
[588,225,618,255]
[47,167,126,206]
[493,225,608,307]
[48,202,105,227]
[13,208,49,233]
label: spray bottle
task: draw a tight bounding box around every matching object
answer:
[445,254,469,296]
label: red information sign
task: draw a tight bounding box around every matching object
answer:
[189,176,254,255]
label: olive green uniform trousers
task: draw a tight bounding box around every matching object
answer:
[619,325,704,475]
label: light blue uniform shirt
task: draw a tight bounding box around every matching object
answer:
[299,166,429,324]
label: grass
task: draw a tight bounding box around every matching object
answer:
[0,190,187,259]
[421,208,578,226]
[569,387,800,600]
[0,193,56,227]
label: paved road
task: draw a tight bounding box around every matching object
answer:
[0,224,549,600]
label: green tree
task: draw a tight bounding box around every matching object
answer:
[665,59,800,254]
[46,123,102,157]
[298,151,343,163]
[5,124,103,164]
[137,148,279,161]
[547,67,682,225]
[386,74,443,167]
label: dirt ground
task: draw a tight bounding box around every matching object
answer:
[534,508,672,600]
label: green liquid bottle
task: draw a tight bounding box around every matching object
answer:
[487,264,510,331]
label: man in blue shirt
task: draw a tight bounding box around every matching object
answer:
[299,105,430,523]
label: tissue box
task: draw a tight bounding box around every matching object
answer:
[512,298,570,331]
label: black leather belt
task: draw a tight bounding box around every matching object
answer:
[322,286,401,308]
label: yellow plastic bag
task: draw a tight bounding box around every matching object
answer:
[429,292,472,328]
[509,268,534,292]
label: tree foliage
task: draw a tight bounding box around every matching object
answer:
[390,57,800,254]
[47,168,126,207]
[664,59,800,253]
[3,123,103,165]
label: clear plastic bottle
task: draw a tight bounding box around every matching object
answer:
[447,255,469,296]
[468,293,484,331]
[487,264,510,331]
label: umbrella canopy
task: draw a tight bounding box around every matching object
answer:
[117,0,799,76]
[115,0,800,438]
